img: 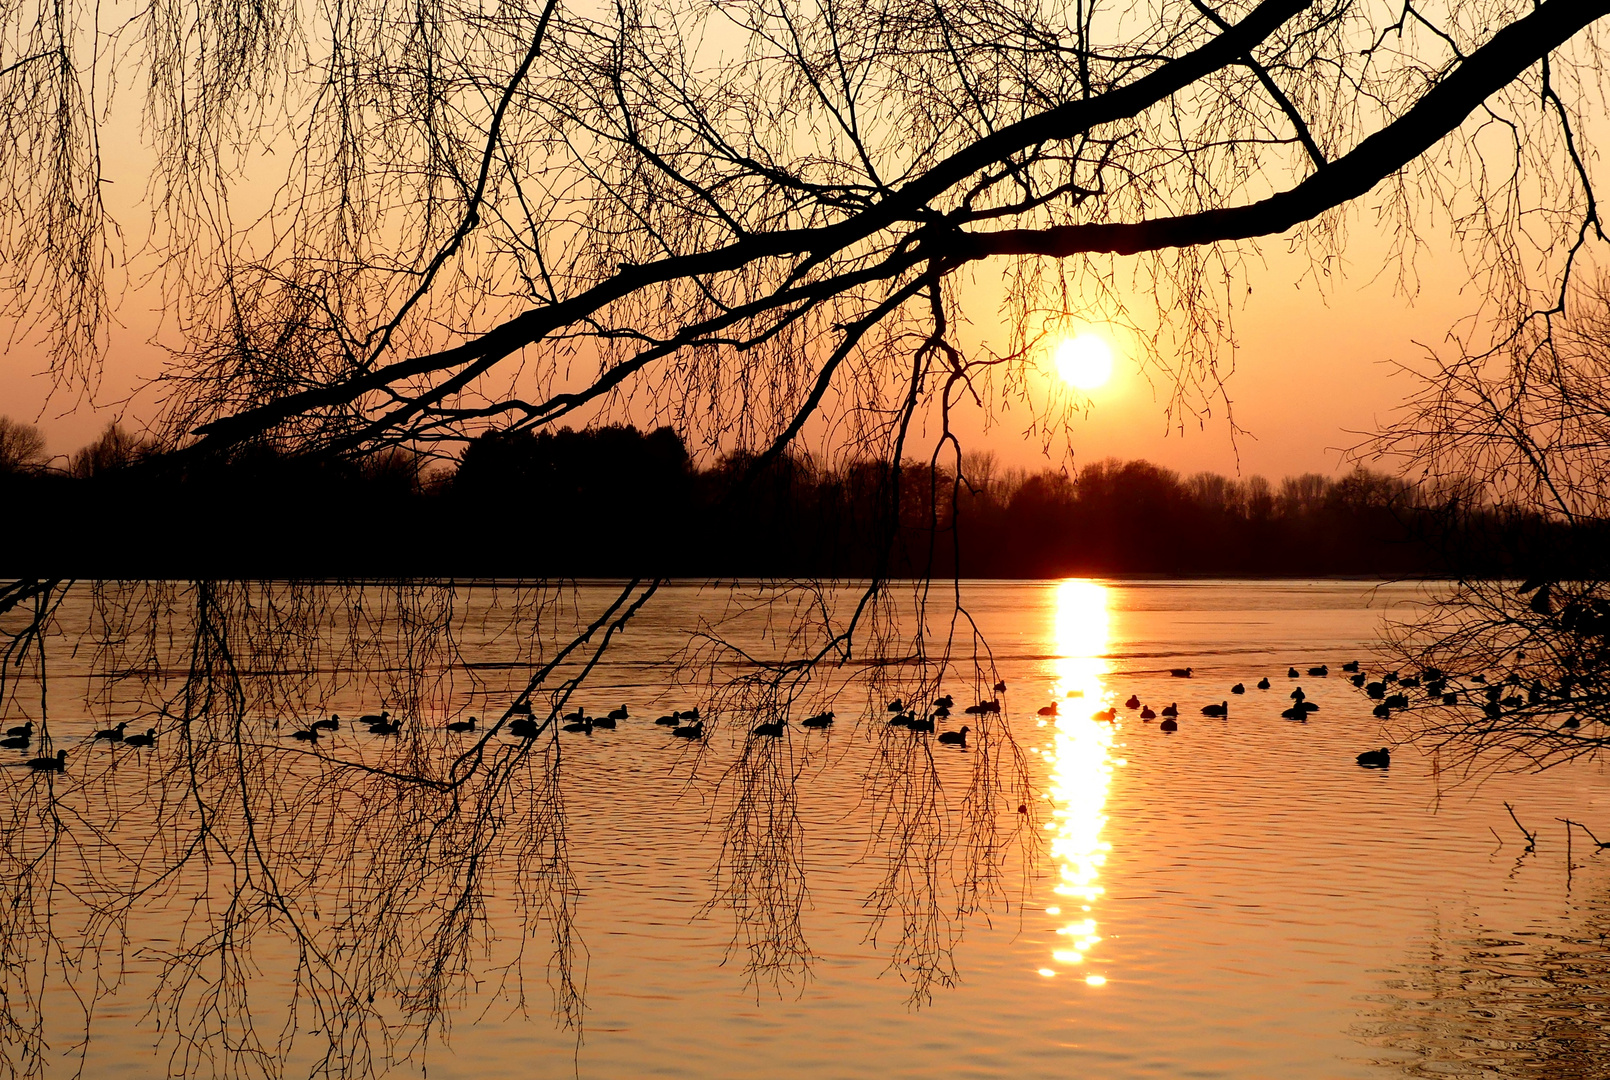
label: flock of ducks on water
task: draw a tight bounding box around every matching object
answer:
[19,661,1516,773]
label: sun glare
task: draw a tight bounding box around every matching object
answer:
[1054,334,1114,391]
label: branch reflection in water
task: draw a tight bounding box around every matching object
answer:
[1042,580,1116,986]
[0,578,1036,1079]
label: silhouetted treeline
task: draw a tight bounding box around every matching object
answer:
[2,418,1603,578]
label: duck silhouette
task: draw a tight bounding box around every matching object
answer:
[1169,667,1193,679]
[27,750,67,772]
[446,716,478,733]
[313,715,341,731]
[1287,667,1300,678]
[509,717,540,738]
[124,729,156,748]
[1307,665,1329,677]
[590,715,617,730]
[1037,703,1058,717]
[752,718,787,737]
[562,718,593,734]
[1201,701,1228,717]
[1125,695,1141,710]
[368,719,400,735]
[93,721,127,742]
[1341,660,1360,672]
[1140,706,1156,720]
[1,733,31,750]
[802,711,835,728]
[1159,718,1178,732]
[1256,677,1271,690]
[886,698,904,712]
[1230,683,1245,694]
[5,721,32,738]
[655,713,681,726]
[993,680,1008,693]
[937,726,969,746]
[358,710,390,726]
[1356,747,1390,768]
[291,728,321,742]
[672,721,704,739]
[1160,703,1178,717]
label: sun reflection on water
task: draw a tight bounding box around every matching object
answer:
[1044,580,1117,983]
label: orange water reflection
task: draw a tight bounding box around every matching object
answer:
[1042,579,1117,985]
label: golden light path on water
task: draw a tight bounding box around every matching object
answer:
[1039,579,1119,987]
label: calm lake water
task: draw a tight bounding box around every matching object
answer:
[4,580,1609,1079]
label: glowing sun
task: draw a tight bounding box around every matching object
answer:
[1054,334,1114,391]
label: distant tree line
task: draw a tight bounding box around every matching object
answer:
[1,417,1600,578]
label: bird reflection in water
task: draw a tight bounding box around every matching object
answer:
[1043,579,1117,985]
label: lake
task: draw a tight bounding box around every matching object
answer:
[2,579,1607,1078]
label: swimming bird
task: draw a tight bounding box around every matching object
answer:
[608,705,629,721]
[1356,747,1390,768]
[1159,718,1178,732]
[937,726,969,746]
[1291,686,1306,701]
[909,715,936,733]
[368,719,400,735]
[1201,701,1228,717]
[886,698,904,712]
[509,717,540,739]
[888,712,915,729]
[1287,667,1300,678]
[124,729,156,748]
[1351,673,1367,687]
[0,734,30,750]
[933,695,954,710]
[993,680,1008,693]
[1160,703,1178,717]
[654,713,680,726]
[1308,665,1329,677]
[752,719,786,737]
[672,721,704,739]
[590,715,617,730]
[1365,681,1386,699]
[27,750,66,772]
[93,721,127,743]
[446,716,478,733]
[1037,702,1058,717]
[510,700,534,716]
[291,728,321,742]
[1341,661,1360,672]
[313,715,341,732]
[1093,708,1118,723]
[1256,677,1271,690]
[1125,695,1141,710]
[562,718,593,734]
[1170,667,1193,679]
[1140,706,1156,720]
[1230,683,1245,695]
[680,707,701,721]
[358,710,390,726]
[5,721,32,738]
[562,708,586,723]
[802,711,835,729]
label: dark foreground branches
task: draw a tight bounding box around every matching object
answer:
[0,579,1038,1079]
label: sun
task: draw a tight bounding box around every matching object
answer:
[1054,334,1114,391]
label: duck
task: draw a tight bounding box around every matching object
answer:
[291,728,322,742]
[1307,665,1329,677]
[654,713,681,726]
[909,715,936,733]
[672,721,705,739]
[1,734,31,750]
[93,721,128,743]
[446,716,478,733]
[937,726,969,746]
[1256,677,1271,690]
[886,698,904,712]
[933,695,954,710]
[562,718,593,734]
[1230,683,1245,695]
[313,715,341,732]
[1092,708,1118,723]
[5,721,32,738]
[590,715,617,730]
[1201,701,1228,717]
[1140,706,1156,720]
[993,680,1008,693]
[802,711,835,728]
[509,717,540,739]
[1159,718,1178,732]
[1356,747,1390,768]
[1160,703,1178,717]
[1290,686,1306,701]
[562,708,586,723]
[124,729,156,748]
[1169,667,1193,679]
[358,710,390,726]
[752,719,787,737]
[368,719,400,735]
[1125,695,1141,710]
[888,712,914,729]
[1037,702,1058,717]
[1351,673,1367,687]
[1341,660,1360,672]
[607,705,629,721]
[1287,667,1300,678]
[679,707,701,721]
[27,750,66,772]
[510,700,534,716]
